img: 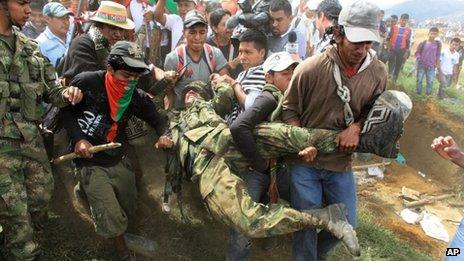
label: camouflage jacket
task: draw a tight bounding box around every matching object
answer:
[0,28,68,142]
[167,82,339,198]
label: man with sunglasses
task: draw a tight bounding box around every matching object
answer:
[282,1,388,259]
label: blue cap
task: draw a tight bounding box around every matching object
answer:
[43,2,73,17]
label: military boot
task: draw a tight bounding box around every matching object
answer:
[302,203,360,256]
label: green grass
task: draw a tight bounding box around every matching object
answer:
[395,59,464,117]
[329,210,432,261]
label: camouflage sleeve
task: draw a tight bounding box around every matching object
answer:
[211,82,235,118]
[253,122,339,157]
[32,47,69,108]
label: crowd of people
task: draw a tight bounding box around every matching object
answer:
[0,0,460,260]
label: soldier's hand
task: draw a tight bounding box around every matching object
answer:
[298,146,318,162]
[155,135,174,149]
[63,86,83,105]
[336,123,361,153]
[75,139,93,158]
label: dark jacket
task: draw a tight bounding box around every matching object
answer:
[60,34,110,82]
[62,70,166,167]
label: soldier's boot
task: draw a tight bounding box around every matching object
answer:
[302,203,360,256]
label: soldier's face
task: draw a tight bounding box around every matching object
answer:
[5,0,31,27]
[184,90,200,106]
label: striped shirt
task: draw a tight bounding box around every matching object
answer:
[226,65,266,125]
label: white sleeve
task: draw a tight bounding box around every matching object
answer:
[244,90,262,110]
[164,14,184,50]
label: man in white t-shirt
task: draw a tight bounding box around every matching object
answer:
[438,37,461,99]
[146,0,196,50]
[311,0,341,56]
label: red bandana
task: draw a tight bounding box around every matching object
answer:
[105,72,137,142]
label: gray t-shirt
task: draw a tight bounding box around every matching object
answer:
[164,45,227,108]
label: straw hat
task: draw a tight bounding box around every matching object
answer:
[90,1,135,30]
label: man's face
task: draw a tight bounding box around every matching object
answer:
[450,41,459,52]
[184,24,208,52]
[399,18,408,27]
[269,10,292,36]
[184,89,201,106]
[108,66,141,82]
[378,12,384,21]
[268,65,296,92]
[212,14,232,39]
[238,41,265,70]
[177,0,196,20]
[45,15,70,37]
[30,8,44,29]
[337,36,372,68]
[428,31,438,41]
[4,0,32,27]
[391,17,398,25]
[100,24,126,45]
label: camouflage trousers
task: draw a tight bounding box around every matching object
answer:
[190,123,340,237]
[199,151,306,238]
[0,135,53,260]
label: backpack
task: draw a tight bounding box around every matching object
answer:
[176,44,217,77]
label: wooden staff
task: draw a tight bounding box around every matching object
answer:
[51,142,122,164]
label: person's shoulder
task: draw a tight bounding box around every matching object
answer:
[296,51,327,73]
[72,70,104,86]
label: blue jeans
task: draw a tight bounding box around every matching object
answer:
[227,169,290,261]
[416,66,436,95]
[439,74,453,98]
[290,165,357,261]
[446,218,464,261]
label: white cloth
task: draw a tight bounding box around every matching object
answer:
[440,48,460,75]
[130,0,145,33]
[164,14,184,51]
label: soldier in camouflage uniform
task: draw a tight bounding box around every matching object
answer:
[0,1,83,260]
[156,80,361,256]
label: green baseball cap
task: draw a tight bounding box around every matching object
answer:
[110,41,149,70]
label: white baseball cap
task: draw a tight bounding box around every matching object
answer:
[263,52,300,74]
[338,0,381,43]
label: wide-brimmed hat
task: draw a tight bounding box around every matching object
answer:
[110,41,149,70]
[90,1,135,30]
[338,0,380,43]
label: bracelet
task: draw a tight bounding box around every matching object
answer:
[231,81,240,89]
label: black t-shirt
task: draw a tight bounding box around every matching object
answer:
[61,70,166,167]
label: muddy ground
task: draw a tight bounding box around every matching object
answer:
[38,97,464,260]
